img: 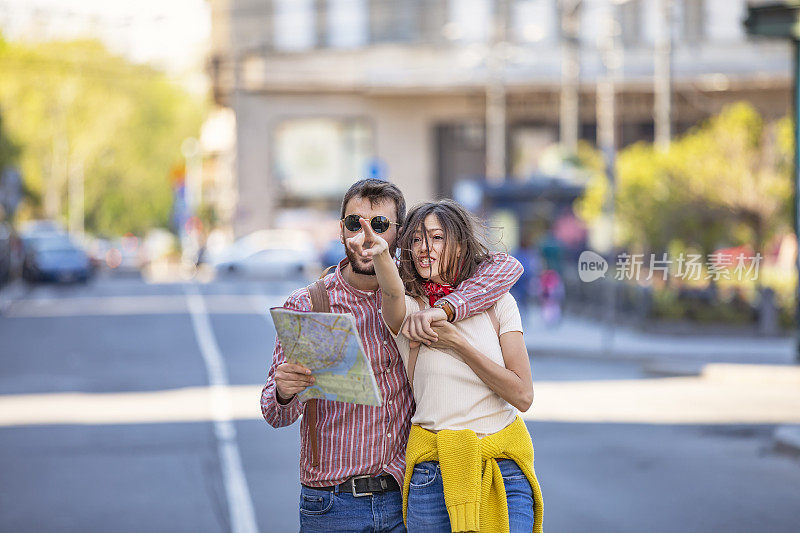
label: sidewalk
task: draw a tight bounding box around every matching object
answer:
[523,306,797,366]
[524,306,800,456]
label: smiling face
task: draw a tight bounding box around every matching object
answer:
[340,195,399,276]
[397,199,491,298]
[410,213,460,284]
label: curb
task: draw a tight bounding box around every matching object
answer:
[528,347,654,363]
[701,364,800,385]
[527,344,797,367]
[773,425,800,457]
[642,360,704,377]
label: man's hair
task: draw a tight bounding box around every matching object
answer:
[397,199,491,298]
[341,179,406,226]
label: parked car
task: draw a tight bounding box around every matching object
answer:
[0,222,15,285]
[22,236,92,283]
[18,219,64,235]
[104,234,147,275]
[211,230,321,279]
[20,232,72,271]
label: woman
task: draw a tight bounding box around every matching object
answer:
[350,199,543,533]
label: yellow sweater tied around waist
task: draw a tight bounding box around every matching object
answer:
[402,416,543,533]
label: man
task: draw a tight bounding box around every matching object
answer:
[262,178,523,532]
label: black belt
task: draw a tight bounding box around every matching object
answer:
[304,474,400,497]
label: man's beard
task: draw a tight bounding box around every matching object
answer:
[344,245,376,276]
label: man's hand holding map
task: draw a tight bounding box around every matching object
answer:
[270,308,383,406]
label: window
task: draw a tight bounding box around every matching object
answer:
[274,0,315,51]
[369,0,421,43]
[447,0,491,43]
[328,0,368,48]
[682,0,705,44]
[512,0,556,44]
[274,119,372,197]
[618,0,642,47]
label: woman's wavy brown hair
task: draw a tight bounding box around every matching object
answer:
[397,199,491,299]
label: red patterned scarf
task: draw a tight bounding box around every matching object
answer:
[422,281,454,307]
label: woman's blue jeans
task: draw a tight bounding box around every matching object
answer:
[405,459,534,533]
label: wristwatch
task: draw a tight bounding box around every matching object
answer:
[433,300,455,322]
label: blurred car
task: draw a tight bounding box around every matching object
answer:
[20,231,73,269]
[84,237,112,272]
[104,234,148,275]
[321,238,346,268]
[211,230,321,279]
[18,219,64,235]
[22,236,92,283]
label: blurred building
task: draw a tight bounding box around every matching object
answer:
[208,0,790,236]
[199,107,238,241]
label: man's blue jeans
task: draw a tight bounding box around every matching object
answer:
[405,459,534,533]
[298,484,406,533]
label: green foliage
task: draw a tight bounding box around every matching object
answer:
[0,36,204,236]
[0,113,19,171]
[575,102,792,257]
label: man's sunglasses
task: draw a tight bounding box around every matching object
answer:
[342,214,400,234]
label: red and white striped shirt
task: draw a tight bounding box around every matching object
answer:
[261,253,523,487]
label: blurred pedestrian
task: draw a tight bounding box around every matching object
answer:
[538,269,564,327]
[511,238,541,317]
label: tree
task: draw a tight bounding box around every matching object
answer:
[0,35,204,235]
[574,102,792,258]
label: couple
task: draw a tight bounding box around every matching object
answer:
[262,179,543,533]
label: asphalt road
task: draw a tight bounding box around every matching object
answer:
[0,274,798,532]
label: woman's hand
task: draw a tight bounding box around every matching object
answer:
[345,217,389,259]
[428,319,464,350]
[401,307,448,345]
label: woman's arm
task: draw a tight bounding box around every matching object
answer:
[401,253,522,344]
[348,217,406,334]
[430,321,534,412]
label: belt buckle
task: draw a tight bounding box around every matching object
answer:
[350,475,373,498]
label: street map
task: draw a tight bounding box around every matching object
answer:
[269,308,383,406]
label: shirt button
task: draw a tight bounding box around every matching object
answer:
[387,433,392,438]
[388,400,393,405]
[383,341,388,345]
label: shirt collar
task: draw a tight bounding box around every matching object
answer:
[335,258,380,299]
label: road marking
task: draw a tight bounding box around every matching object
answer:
[3,294,280,317]
[185,285,259,533]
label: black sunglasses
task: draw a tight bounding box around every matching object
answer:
[342,214,400,234]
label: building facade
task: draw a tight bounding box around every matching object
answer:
[208,0,791,237]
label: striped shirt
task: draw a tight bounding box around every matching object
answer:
[261,253,523,488]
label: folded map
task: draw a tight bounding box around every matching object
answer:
[270,308,383,406]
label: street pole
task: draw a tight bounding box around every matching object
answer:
[68,158,84,239]
[47,123,67,221]
[559,0,581,156]
[794,39,800,363]
[598,0,620,354]
[741,4,800,363]
[654,0,672,151]
[486,0,508,183]
[182,137,202,216]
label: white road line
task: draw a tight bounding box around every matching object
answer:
[185,285,259,533]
